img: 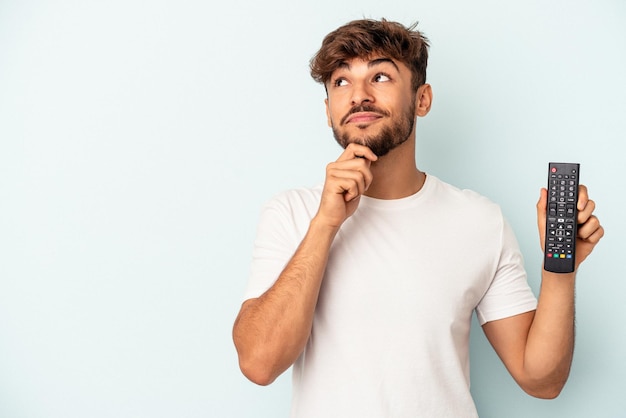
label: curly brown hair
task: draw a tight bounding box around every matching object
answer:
[310,18,429,93]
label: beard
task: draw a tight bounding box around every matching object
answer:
[332,101,416,157]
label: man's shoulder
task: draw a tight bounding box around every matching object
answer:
[260,184,323,219]
[428,175,502,213]
[429,175,493,200]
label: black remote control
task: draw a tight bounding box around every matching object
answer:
[544,162,580,273]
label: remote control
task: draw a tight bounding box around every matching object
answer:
[544,162,580,273]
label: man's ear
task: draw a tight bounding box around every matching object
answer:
[325,98,332,127]
[415,84,433,117]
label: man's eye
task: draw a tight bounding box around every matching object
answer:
[373,73,391,82]
[334,78,348,87]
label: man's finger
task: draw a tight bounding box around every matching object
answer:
[337,143,378,162]
[536,188,548,250]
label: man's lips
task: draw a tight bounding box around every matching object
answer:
[340,104,389,125]
[344,112,383,124]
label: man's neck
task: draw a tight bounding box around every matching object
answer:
[363,138,425,200]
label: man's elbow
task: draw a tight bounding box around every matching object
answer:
[238,356,279,386]
[520,378,567,399]
[233,336,281,386]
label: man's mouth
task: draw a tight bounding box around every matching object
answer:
[345,112,383,124]
[341,105,389,125]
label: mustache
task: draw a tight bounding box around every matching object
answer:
[340,104,390,125]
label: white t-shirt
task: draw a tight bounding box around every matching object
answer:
[244,175,537,417]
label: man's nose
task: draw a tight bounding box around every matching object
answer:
[350,81,374,105]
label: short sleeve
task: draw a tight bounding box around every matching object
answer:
[475,220,538,325]
[242,188,320,301]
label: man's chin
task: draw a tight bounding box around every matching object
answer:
[343,138,368,148]
[333,127,395,156]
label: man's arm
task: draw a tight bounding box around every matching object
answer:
[232,144,377,386]
[482,185,604,398]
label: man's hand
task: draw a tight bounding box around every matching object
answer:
[233,143,378,386]
[483,184,605,398]
[315,144,378,229]
[536,184,604,271]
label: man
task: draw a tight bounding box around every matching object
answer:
[233,19,604,417]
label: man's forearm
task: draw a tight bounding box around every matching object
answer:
[523,271,576,396]
[233,217,338,385]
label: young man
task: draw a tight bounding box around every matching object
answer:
[233,19,604,417]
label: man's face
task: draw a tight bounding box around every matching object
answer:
[324,56,417,157]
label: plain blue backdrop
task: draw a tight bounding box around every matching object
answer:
[1,0,624,417]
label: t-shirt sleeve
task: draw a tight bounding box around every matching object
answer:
[475,219,538,325]
[242,194,306,301]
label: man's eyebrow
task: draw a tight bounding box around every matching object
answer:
[336,60,350,70]
[368,57,400,72]
[334,57,399,72]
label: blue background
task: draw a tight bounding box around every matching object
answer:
[1,0,624,416]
